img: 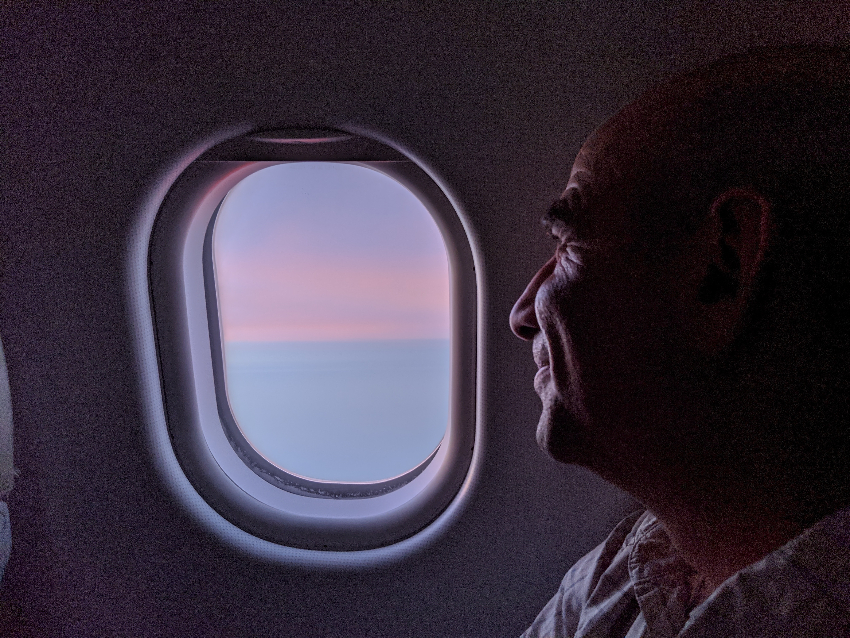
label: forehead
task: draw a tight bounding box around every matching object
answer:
[543,111,666,243]
[566,95,685,201]
[562,138,597,197]
[561,109,649,202]
[549,123,631,222]
[541,141,604,234]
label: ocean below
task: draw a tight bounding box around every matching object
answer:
[223,339,451,483]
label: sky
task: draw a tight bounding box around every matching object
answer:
[213,162,451,342]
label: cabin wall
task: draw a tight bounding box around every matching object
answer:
[1,2,846,636]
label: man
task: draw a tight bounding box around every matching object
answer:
[510,47,850,637]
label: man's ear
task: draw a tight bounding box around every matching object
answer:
[694,187,771,349]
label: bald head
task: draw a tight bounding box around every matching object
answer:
[624,47,850,508]
[595,46,850,237]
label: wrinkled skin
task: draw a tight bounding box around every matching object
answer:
[509,122,699,477]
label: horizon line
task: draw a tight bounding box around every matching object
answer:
[224,336,451,343]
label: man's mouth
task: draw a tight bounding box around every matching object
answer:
[532,334,550,369]
[532,334,551,394]
[533,365,550,394]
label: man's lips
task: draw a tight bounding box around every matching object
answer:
[532,335,552,395]
[532,334,550,369]
[533,363,550,394]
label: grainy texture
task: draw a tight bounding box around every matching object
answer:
[0,2,847,636]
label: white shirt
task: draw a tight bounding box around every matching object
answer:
[521,506,850,637]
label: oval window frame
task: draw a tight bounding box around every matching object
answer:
[147,131,478,552]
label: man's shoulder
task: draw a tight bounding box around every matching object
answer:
[520,510,648,638]
[682,505,850,637]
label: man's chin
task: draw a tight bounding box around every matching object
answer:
[535,403,591,466]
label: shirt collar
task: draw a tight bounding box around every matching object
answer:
[627,514,702,638]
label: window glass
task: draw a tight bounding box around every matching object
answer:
[213,163,450,483]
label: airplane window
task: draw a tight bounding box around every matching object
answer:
[149,131,476,552]
[211,163,451,484]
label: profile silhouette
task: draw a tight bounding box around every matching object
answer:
[512,46,850,637]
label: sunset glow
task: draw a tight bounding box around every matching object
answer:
[213,162,450,342]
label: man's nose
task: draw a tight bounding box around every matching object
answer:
[510,257,556,341]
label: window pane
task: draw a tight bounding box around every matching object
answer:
[213,163,451,483]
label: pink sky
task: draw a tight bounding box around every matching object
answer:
[216,257,449,341]
[213,162,451,342]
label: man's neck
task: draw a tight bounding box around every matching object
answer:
[591,441,819,593]
[611,459,850,602]
[584,381,850,594]
[650,501,805,593]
